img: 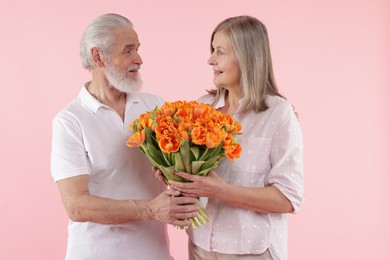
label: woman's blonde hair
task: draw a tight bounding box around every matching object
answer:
[209,16,284,114]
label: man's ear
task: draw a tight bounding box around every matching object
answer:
[91,48,105,69]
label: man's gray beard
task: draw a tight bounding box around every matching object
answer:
[104,63,142,94]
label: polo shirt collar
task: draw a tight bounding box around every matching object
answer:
[79,82,142,113]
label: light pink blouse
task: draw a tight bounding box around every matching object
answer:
[187,94,304,260]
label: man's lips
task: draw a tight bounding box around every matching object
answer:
[128,66,140,73]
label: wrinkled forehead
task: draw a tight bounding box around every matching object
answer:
[110,26,140,50]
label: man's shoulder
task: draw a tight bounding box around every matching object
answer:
[131,92,165,107]
[53,96,85,123]
[134,91,162,99]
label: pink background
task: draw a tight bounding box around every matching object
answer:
[1,0,389,259]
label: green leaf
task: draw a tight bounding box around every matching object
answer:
[150,110,156,120]
[196,156,222,176]
[191,160,205,174]
[179,141,191,172]
[139,144,147,155]
[201,156,221,171]
[146,142,166,166]
[144,127,153,144]
[198,147,209,161]
[197,164,218,176]
[190,146,200,160]
[162,151,173,166]
[207,143,224,160]
[173,152,185,172]
[160,166,186,182]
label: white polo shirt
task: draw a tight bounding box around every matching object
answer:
[51,84,172,260]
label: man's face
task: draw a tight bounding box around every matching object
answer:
[103,27,143,93]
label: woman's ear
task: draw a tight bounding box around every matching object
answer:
[91,47,105,69]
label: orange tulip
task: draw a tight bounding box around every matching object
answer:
[155,116,178,136]
[177,126,189,141]
[205,132,222,148]
[222,133,234,146]
[224,143,242,160]
[128,100,241,164]
[139,112,154,129]
[126,130,145,147]
[159,105,175,117]
[158,133,181,153]
[204,125,223,148]
[191,127,207,145]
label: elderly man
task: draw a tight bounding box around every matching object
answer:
[50,13,199,260]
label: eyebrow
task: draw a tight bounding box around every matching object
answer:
[214,46,227,51]
[122,43,140,51]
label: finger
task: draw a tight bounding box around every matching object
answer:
[175,211,199,220]
[175,197,199,206]
[209,170,217,177]
[171,219,193,227]
[155,171,162,179]
[159,176,166,183]
[170,185,193,195]
[175,171,195,181]
[180,192,199,198]
[164,189,181,197]
[170,180,193,189]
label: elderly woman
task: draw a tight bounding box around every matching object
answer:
[171,16,304,260]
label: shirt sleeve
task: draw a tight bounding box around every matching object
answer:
[50,112,89,182]
[264,103,304,213]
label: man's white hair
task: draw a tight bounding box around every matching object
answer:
[80,13,133,71]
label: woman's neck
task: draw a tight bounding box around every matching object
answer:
[220,89,241,115]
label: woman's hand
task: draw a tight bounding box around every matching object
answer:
[169,170,226,199]
[152,167,167,185]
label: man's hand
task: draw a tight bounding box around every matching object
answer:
[147,189,200,227]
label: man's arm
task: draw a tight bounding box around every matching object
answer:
[57,175,200,226]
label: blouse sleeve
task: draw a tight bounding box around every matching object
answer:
[264,103,304,213]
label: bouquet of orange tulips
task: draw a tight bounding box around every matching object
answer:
[126,100,242,228]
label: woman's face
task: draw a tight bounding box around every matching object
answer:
[208,31,241,90]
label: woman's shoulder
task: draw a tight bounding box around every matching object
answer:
[267,95,292,110]
[266,95,299,121]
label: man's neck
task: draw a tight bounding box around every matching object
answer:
[88,81,125,105]
[87,73,127,120]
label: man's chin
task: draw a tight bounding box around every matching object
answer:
[117,86,141,94]
[110,80,142,94]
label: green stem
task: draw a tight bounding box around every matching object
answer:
[198,147,209,161]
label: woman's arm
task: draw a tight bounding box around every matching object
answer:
[171,171,293,214]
